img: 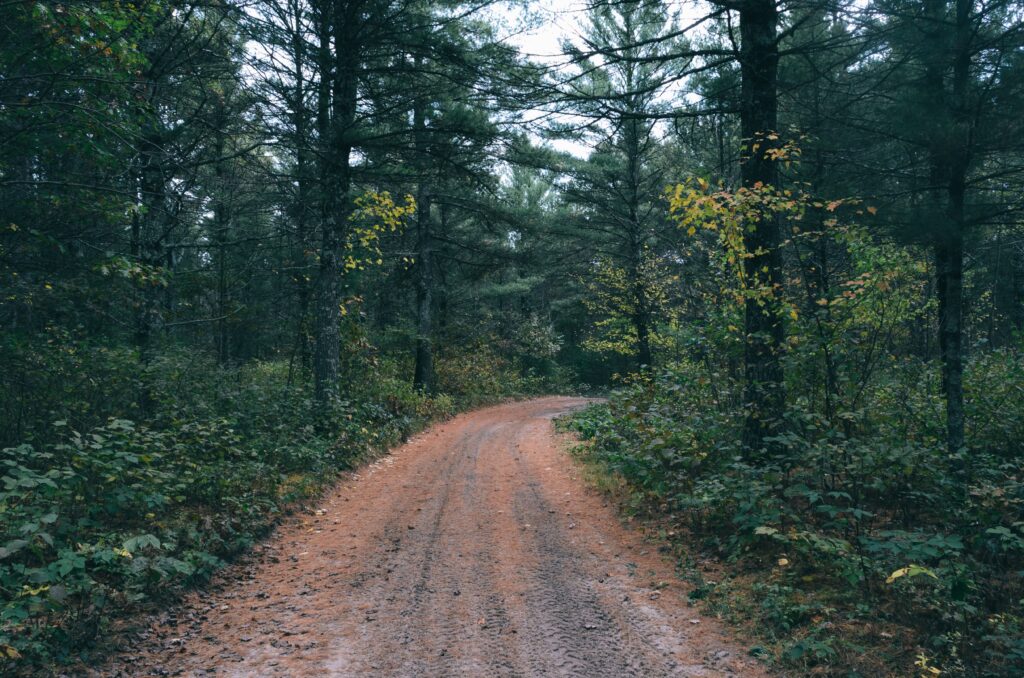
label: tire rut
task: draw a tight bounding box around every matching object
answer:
[99,397,766,677]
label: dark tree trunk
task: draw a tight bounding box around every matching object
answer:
[213,124,231,367]
[290,0,313,374]
[622,113,652,372]
[926,0,971,459]
[633,272,652,370]
[413,190,434,393]
[943,0,970,458]
[312,0,358,405]
[635,312,652,369]
[936,232,965,455]
[411,66,434,393]
[132,119,168,417]
[738,0,784,456]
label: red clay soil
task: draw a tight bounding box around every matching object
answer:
[100,397,766,677]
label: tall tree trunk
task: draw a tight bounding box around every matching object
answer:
[738,0,784,455]
[623,113,652,371]
[132,119,167,416]
[413,190,434,392]
[936,232,965,455]
[312,0,358,405]
[631,246,652,370]
[290,0,313,372]
[213,123,231,366]
[927,0,971,459]
[634,290,652,369]
[412,63,434,393]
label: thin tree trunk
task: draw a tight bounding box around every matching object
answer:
[412,63,434,393]
[132,118,167,417]
[413,190,434,392]
[632,253,652,370]
[291,0,313,372]
[623,111,652,372]
[213,124,231,366]
[936,233,965,454]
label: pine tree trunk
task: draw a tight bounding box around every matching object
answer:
[928,0,971,459]
[290,1,313,373]
[412,66,434,393]
[132,124,167,416]
[936,233,965,455]
[213,124,231,366]
[738,0,784,456]
[413,190,434,393]
[634,279,652,370]
[312,0,357,405]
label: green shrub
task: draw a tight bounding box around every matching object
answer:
[565,349,1024,676]
[0,347,475,669]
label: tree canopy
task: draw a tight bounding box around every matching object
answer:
[3,0,1024,673]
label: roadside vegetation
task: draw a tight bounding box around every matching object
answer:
[564,206,1024,675]
[1,343,563,667]
[4,0,1024,674]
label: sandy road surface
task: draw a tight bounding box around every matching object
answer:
[103,397,765,677]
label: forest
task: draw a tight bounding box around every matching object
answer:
[2,0,1024,675]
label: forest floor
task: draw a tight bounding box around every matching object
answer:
[97,397,766,677]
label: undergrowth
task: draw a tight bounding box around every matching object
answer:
[561,351,1024,678]
[0,340,559,672]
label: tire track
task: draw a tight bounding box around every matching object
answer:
[100,398,766,677]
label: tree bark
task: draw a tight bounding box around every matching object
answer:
[738,0,785,456]
[132,116,168,416]
[412,78,434,393]
[926,0,970,458]
[622,111,653,372]
[413,190,434,393]
[936,233,965,454]
[312,0,358,405]
[631,251,653,370]
[213,121,231,366]
[290,0,313,373]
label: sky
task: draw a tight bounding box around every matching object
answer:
[491,0,711,159]
[495,0,594,158]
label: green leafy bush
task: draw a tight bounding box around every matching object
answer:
[565,349,1024,676]
[0,349,467,669]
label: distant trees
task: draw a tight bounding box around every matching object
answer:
[5,0,1024,671]
[553,0,689,371]
[864,0,1024,458]
[3,0,1024,457]
[549,0,1024,460]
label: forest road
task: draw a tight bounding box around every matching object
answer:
[104,397,766,677]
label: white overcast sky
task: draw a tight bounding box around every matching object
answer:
[494,0,594,157]
[491,0,710,158]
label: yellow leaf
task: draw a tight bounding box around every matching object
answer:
[886,564,937,584]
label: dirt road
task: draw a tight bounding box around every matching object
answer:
[106,397,765,677]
